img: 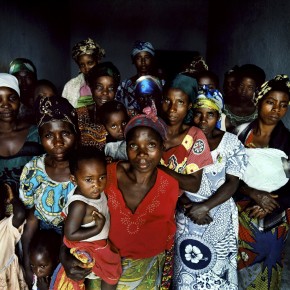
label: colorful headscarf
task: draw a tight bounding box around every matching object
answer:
[0,73,20,96]
[72,38,105,62]
[253,74,290,106]
[8,58,37,76]
[193,85,224,128]
[124,105,167,141]
[35,95,79,133]
[131,41,155,58]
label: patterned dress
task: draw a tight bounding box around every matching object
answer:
[173,132,247,290]
[19,154,75,230]
[0,125,43,194]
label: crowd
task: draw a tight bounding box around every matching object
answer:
[0,37,290,290]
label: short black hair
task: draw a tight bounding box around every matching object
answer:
[69,146,107,175]
[99,100,128,126]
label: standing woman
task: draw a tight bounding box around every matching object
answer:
[173,86,247,289]
[76,61,121,150]
[0,73,43,194]
[234,74,290,289]
[62,37,105,108]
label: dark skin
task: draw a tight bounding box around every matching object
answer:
[160,88,203,192]
[59,126,164,284]
[0,87,31,157]
[22,120,77,286]
[184,107,240,225]
[239,90,289,219]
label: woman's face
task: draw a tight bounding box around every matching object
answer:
[133,52,154,76]
[91,76,116,108]
[126,126,163,173]
[0,87,20,122]
[193,107,219,137]
[39,120,77,162]
[77,54,97,76]
[259,90,289,125]
[162,88,192,126]
[237,77,256,102]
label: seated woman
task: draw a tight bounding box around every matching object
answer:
[62,37,105,108]
[234,74,290,289]
[58,108,180,289]
[173,86,247,289]
[0,73,43,194]
[76,61,121,150]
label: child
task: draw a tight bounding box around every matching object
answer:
[29,229,61,290]
[100,100,129,161]
[52,147,122,290]
[19,95,79,287]
[0,183,28,290]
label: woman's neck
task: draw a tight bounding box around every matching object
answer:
[0,120,18,133]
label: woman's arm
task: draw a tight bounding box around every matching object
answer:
[64,200,105,241]
[183,174,239,224]
[158,165,203,192]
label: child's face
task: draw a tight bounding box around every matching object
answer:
[126,127,163,173]
[198,76,217,90]
[71,158,107,199]
[39,120,76,161]
[34,84,55,102]
[29,251,55,278]
[91,76,115,108]
[104,111,128,141]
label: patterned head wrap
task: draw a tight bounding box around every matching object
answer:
[87,61,121,88]
[8,58,37,76]
[182,55,208,76]
[131,41,155,58]
[254,74,290,106]
[124,105,167,141]
[72,38,105,62]
[0,73,20,96]
[193,85,224,128]
[35,95,78,133]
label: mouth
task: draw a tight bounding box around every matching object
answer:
[0,111,14,118]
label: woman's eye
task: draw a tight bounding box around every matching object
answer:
[129,144,137,150]
[85,178,92,183]
[122,121,127,126]
[111,125,117,129]
[108,87,115,92]
[148,143,156,148]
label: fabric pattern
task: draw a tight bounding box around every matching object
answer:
[173,132,247,290]
[19,154,75,228]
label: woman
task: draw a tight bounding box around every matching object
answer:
[57,109,180,289]
[76,61,121,150]
[158,74,213,288]
[116,40,164,117]
[172,86,247,289]
[62,37,105,108]
[234,74,290,289]
[8,58,38,124]
[0,73,43,194]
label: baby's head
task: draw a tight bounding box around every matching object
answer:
[69,147,107,199]
[29,229,61,279]
[100,100,129,142]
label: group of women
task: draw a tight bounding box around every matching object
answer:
[0,36,290,290]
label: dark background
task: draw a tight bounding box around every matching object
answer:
[1,0,290,94]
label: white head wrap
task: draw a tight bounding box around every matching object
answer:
[0,73,20,96]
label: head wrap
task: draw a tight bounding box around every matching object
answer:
[35,95,78,133]
[72,38,105,62]
[253,74,290,106]
[193,85,224,128]
[131,41,155,58]
[168,73,198,104]
[87,61,121,88]
[182,55,208,77]
[8,58,37,76]
[0,73,20,96]
[124,105,167,141]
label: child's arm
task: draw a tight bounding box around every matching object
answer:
[64,200,106,241]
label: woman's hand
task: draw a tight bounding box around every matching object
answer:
[246,205,268,219]
[59,244,92,281]
[251,190,280,213]
[184,203,213,225]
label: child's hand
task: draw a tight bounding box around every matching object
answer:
[92,210,106,231]
[3,183,14,203]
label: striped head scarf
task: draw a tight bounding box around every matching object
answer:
[131,41,155,58]
[9,58,37,76]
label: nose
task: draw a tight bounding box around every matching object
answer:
[0,98,10,108]
[272,103,280,112]
[53,134,64,146]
